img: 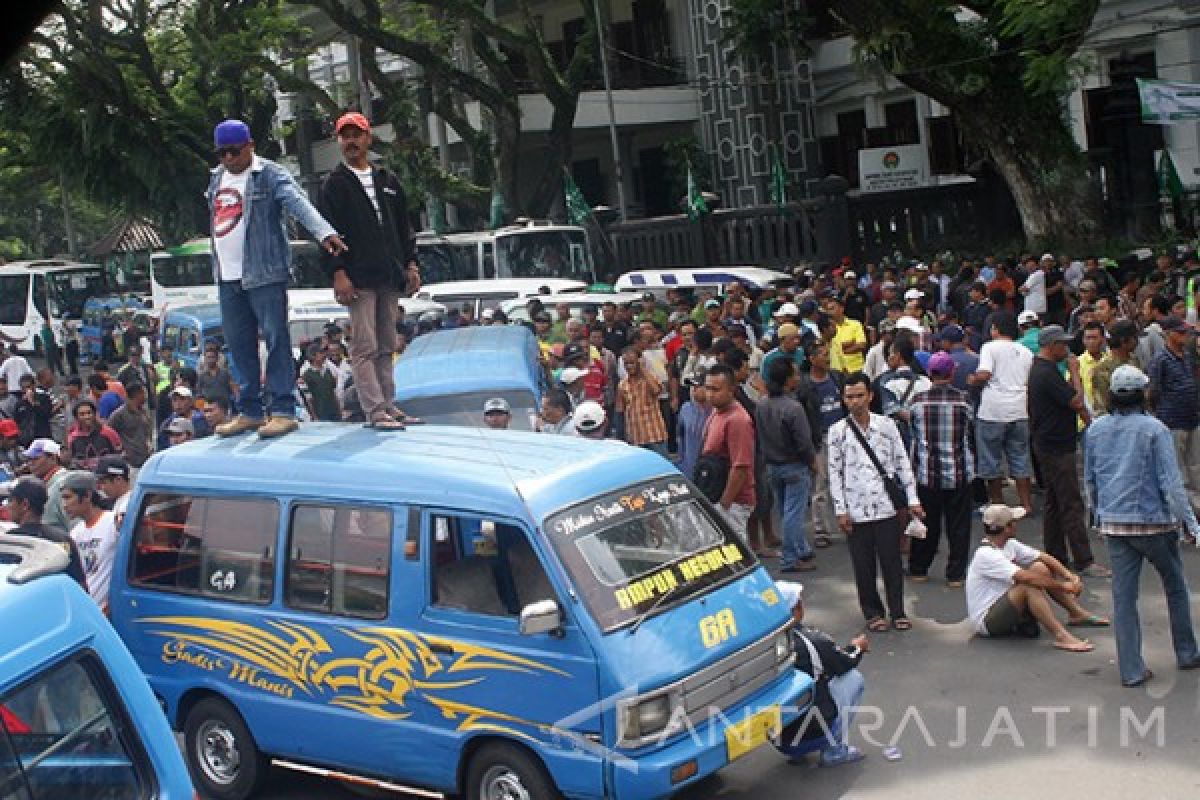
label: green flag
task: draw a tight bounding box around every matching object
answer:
[489,188,506,229]
[427,194,446,234]
[770,149,788,211]
[1158,150,1184,200]
[686,163,708,222]
[564,173,591,226]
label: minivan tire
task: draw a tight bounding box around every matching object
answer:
[184,697,268,800]
[465,742,562,800]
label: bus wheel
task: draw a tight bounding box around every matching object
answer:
[465,742,561,800]
[183,697,268,800]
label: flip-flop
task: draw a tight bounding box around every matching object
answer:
[893,617,913,631]
[1053,640,1094,653]
[1068,615,1111,628]
[867,618,889,633]
[814,534,833,548]
[365,419,407,431]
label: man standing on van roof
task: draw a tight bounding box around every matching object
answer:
[318,111,420,432]
[206,118,346,440]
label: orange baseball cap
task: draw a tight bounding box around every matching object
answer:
[335,112,371,134]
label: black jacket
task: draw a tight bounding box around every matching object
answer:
[317,162,415,290]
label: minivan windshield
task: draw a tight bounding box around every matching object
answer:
[544,478,754,632]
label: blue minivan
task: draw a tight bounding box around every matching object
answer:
[109,425,811,800]
[394,325,547,430]
[0,533,194,799]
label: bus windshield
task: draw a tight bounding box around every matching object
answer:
[47,268,106,319]
[416,241,480,284]
[497,230,591,281]
[153,255,213,288]
[0,275,30,325]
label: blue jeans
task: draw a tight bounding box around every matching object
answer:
[1107,532,1198,684]
[824,668,866,754]
[767,462,814,567]
[218,281,295,419]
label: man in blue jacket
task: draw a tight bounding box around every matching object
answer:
[1085,364,1200,687]
[206,119,346,439]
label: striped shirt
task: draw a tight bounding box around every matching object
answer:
[617,373,667,446]
[910,384,975,488]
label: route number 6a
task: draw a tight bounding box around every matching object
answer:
[699,609,737,648]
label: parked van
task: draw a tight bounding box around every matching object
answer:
[109,426,812,800]
[159,303,229,373]
[81,294,146,363]
[0,533,193,798]
[614,267,792,294]
[415,278,587,320]
[393,325,546,430]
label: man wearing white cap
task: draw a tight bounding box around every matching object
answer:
[774,580,869,766]
[482,397,511,430]
[965,504,1104,652]
[1086,365,1200,686]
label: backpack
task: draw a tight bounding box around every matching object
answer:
[692,454,729,504]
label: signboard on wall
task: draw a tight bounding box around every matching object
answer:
[858,145,930,193]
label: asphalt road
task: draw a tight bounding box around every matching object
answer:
[240,486,1200,800]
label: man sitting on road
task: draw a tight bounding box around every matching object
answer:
[966,504,1108,652]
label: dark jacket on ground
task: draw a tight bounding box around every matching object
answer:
[317,162,416,290]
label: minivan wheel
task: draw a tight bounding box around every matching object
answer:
[465,743,561,800]
[184,697,267,800]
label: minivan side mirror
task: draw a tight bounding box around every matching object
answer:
[519,599,563,637]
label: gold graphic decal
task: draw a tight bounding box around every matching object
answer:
[142,617,568,734]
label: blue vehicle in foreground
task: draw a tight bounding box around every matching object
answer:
[109,425,812,800]
[0,533,193,799]
[394,325,547,430]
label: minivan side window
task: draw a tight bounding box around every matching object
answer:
[430,514,556,617]
[0,655,150,799]
[285,504,392,619]
[130,493,278,604]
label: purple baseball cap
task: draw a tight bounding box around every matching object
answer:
[214,119,252,147]
[928,351,956,377]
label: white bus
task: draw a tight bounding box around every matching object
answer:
[0,260,107,352]
[147,239,326,310]
[415,220,595,284]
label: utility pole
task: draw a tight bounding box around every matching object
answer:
[593,0,628,222]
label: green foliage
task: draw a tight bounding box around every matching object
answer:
[722,0,810,64]
[663,136,711,213]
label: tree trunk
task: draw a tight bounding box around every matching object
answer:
[952,97,1098,249]
[524,98,580,217]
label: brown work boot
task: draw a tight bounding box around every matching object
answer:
[215,415,264,438]
[257,416,299,439]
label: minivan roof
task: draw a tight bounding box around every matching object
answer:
[136,423,674,525]
[395,325,541,398]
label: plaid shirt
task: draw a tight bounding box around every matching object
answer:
[618,373,667,445]
[910,384,975,488]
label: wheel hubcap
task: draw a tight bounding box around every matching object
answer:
[481,765,531,800]
[196,720,242,786]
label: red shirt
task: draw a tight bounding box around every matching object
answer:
[701,402,756,506]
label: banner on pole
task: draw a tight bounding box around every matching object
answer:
[1137,78,1200,124]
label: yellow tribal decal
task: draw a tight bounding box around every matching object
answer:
[141,617,568,731]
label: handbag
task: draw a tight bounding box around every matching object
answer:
[847,417,909,514]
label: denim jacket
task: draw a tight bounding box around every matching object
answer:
[1084,410,1200,535]
[205,156,335,290]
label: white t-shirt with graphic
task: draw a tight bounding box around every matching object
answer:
[212,164,253,282]
[966,538,1040,635]
[351,165,381,222]
[71,510,119,610]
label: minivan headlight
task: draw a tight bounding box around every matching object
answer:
[774,631,792,664]
[620,690,681,743]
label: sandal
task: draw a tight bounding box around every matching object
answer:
[1067,614,1110,628]
[365,418,407,431]
[866,618,889,633]
[893,617,913,631]
[814,533,833,548]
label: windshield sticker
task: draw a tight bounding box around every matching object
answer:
[614,543,745,611]
[553,481,693,538]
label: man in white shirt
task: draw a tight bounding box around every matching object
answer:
[965,505,1105,652]
[61,471,119,613]
[94,454,132,529]
[1019,255,1048,314]
[968,311,1035,513]
[0,347,34,389]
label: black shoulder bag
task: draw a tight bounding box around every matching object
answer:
[847,417,909,514]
